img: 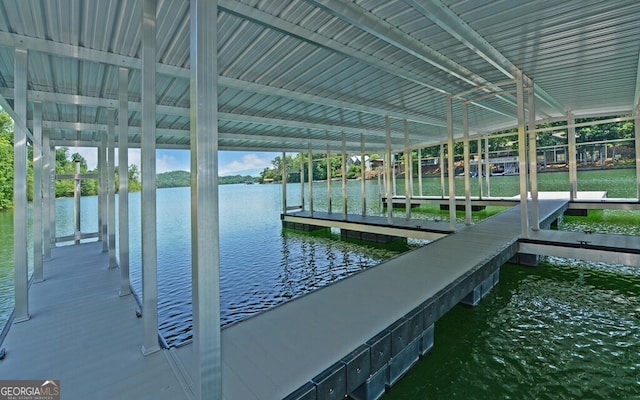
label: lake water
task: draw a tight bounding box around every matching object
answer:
[0,169,639,399]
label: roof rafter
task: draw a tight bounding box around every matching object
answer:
[0,30,447,129]
[405,0,565,115]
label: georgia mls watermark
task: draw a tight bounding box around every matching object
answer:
[0,380,60,400]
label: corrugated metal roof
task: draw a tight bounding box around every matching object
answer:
[0,0,638,153]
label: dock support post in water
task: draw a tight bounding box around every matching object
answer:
[32,101,44,283]
[516,69,529,237]
[49,145,56,251]
[13,47,29,322]
[446,95,456,231]
[74,160,82,245]
[191,0,223,397]
[140,0,160,357]
[118,67,131,296]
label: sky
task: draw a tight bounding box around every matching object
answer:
[68,147,278,177]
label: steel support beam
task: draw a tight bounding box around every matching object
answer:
[43,126,51,260]
[13,48,29,322]
[190,0,222,396]
[99,138,107,250]
[462,102,471,225]
[33,101,44,282]
[385,116,393,224]
[300,152,304,210]
[118,67,131,296]
[73,160,81,245]
[360,133,366,216]
[528,83,539,230]
[404,120,412,220]
[417,147,423,196]
[326,145,332,213]
[485,137,491,197]
[446,96,456,231]
[342,132,347,219]
[516,70,529,237]
[636,113,640,200]
[477,138,483,199]
[282,151,287,214]
[49,145,56,250]
[568,112,578,201]
[107,108,117,268]
[140,0,160,356]
[308,143,314,217]
[440,144,445,198]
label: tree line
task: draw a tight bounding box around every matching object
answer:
[258,115,636,182]
[0,109,142,211]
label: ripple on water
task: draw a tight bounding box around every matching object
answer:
[384,263,640,400]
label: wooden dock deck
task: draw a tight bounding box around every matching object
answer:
[0,242,188,400]
[282,210,466,241]
[200,199,568,399]
[4,198,612,400]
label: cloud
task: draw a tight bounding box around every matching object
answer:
[157,152,189,173]
[219,153,272,176]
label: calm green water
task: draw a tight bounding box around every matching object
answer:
[0,169,639,398]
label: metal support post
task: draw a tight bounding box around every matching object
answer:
[528,81,539,230]
[107,108,117,268]
[635,113,640,201]
[99,138,107,251]
[282,151,287,214]
[385,116,393,224]
[43,126,51,260]
[326,145,331,213]
[50,146,56,248]
[13,48,29,322]
[118,67,131,296]
[308,143,313,217]
[485,137,491,197]
[462,103,471,225]
[567,111,578,200]
[33,101,44,282]
[341,132,347,219]
[477,138,483,199]
[440,144,445,198]
[74,159,82,245]
[404,119,411,219]
[360,133,366,216]
[516,70,529,237]
[300,152,304,210]
[447,96,456,231]
[417,147,423,197]
[141,0,160,356]
[190,0,222,396]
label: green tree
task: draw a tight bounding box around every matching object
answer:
[0,110,14,210]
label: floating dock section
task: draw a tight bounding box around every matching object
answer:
[196,199,569,399]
